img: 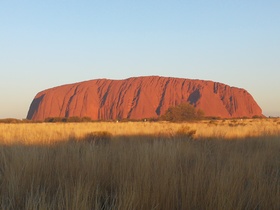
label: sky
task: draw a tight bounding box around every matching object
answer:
[0,0,279,119]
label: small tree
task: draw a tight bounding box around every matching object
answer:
[160,103,204,122]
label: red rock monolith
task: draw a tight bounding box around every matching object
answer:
[27,76,263,121]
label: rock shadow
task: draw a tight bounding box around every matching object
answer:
[27,94,45,120]
[187,89,201,105]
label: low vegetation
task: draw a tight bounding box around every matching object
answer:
[1,118,279,144]
[160,102,204,121]
[44,116,92,123]
[0,118,279,209]
[0,118,31,124]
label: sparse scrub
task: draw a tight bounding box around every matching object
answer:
[175,125,196,139]
[160,102,204,121]
[209,120,216,124]
[0,118,32,124]
[0,119,279,144]
[45,116,92,123]
[81,131,112,145]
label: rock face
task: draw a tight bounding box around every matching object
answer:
[27,76,263,121]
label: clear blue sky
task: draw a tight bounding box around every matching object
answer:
[1,0,279,118]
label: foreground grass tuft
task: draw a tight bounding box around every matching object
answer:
[0,136,279,209]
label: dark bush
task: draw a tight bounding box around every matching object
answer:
[0,118,22,123]
[45,117,64,122]
[82,131,112,145]
[45,116,92,123]
[252,115,264,119]
[160,102,204,122]
[175,125,196,139]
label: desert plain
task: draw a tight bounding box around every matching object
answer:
[0,118,279,209]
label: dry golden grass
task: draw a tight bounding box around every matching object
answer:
[0,137,279,209]
[0,118,279,209]
[0,118,279,144]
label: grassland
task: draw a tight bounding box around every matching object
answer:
[1,118,280,144]
[0,118,279,209]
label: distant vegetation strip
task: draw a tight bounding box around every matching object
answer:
[0,119,279,145]
[1,102,265,124]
